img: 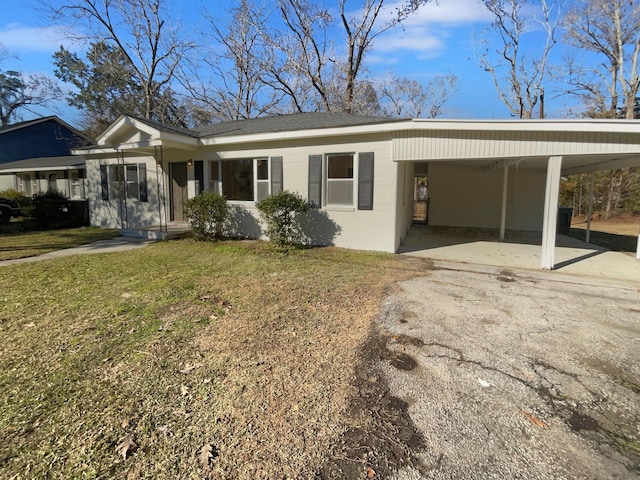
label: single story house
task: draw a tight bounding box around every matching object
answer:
[76,113,640,269]
[0,116,91,197]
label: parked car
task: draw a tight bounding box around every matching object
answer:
[0,197,21,224]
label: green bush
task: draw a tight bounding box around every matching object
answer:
[256,191,310,249]
[0,189,33,217]
[32,190,71,229]
[184,192,229,241]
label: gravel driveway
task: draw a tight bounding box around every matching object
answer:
[377,263,640,479]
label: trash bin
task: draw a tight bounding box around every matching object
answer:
[557,207,573,234]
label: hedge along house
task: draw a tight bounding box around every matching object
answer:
[77,113,640,270]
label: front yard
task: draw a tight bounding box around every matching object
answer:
[0,240,423,479]
[0,226,120,261]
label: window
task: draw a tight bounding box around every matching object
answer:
[209,161,221,194]
[256,158,269,201]
[17,173,35,195]
[308,152,374,210]
[126,165,139,199]
[70,170,82,198]
[105,164,147,202]
[210,158,273,201]
[326,154,354,206]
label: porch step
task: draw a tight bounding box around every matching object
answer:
[120,225,191,240]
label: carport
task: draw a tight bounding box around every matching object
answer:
[394,119,640,270]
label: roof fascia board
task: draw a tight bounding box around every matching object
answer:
[411,118,640,134]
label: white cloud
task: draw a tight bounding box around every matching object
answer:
[365,0,493,61]
[403,0,494,26]
[374,27,445,54]
[0,23,82,53]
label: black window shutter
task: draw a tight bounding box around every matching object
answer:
[271,156,283,195]
[100,164,109,200]
[358,152,374,210]
[138,163,148,202]
[194,160,204,195]
[308,155,322,207]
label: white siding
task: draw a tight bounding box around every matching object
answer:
[86,156,163,229]
[428,163,546,231]
[195,134,398,252]
[393,129,640,161]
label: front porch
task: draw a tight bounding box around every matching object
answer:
[399,225,640,282]
[121,222,191,240]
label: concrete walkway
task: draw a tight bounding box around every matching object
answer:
[0,236,152,267]
[399,225,640,283]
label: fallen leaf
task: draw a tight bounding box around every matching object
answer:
[199,443,214,467]
[24,322,35,328]
[367,466,376,478]
[121,418,131,428]
[116,434,136,460]
[179,364,196,374]
[180,385,190,396]
[520,409,549,428]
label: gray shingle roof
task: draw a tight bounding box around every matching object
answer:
[193,112,404,138]
[0,156,86,171]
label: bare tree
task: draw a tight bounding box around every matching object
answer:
[378,73,458,118]
[0,69,62,126]
[266,0,430,114]
[44,0,193,122]
[181,0,283,122]
[478,0,558,118]
[564,0,640,119]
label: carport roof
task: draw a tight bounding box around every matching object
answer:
[393,118,640,175]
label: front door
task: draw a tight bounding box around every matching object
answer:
[170,162,188,221]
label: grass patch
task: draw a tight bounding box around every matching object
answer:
[0,240,425,479]
[0,227,120,261]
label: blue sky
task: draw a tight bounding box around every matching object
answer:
[0,0,578,126]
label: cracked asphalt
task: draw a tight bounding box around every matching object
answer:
[377,263,640,479]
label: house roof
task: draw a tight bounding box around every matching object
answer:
[0,116,91,142]
[193,112,404,138]
[0,156,86,173]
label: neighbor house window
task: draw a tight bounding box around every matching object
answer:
[326,153,354,206]
[17,173,35,195]
[70,170,82,198]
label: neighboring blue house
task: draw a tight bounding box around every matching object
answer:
[0,116,92,198]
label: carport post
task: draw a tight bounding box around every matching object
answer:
[500,165,508,241]
[541,156,563,270]
[586,173,594,243]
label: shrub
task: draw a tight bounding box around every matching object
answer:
[32,190,72,229]
[184,192,229,241]
[0,189,33,217]
[256,191,310,249]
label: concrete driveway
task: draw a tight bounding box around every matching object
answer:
[399,225,640,283]
[378,262,640,479]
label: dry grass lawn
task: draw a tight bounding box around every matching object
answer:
[0,240,424,479]
[0,226,120,261]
